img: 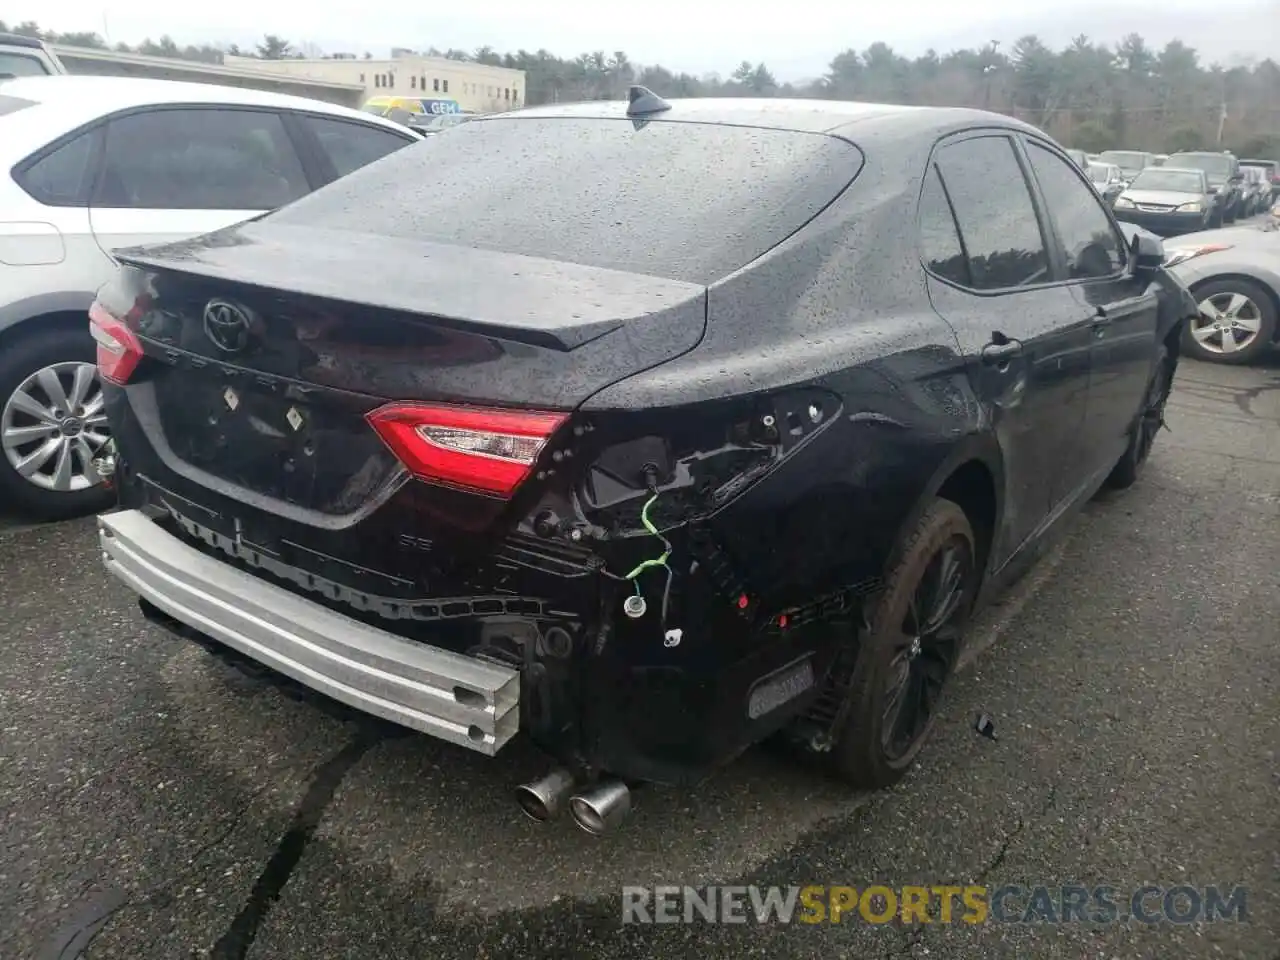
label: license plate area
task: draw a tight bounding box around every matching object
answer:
[153,374,395,512]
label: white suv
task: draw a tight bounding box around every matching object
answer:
[0,75,418,518]
[0,32,66,78]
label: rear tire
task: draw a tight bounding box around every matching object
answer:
[0,327,114,521]
[829,498,978,788]
[1105,343,1175,490]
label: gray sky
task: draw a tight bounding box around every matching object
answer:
[10,0,1279,81]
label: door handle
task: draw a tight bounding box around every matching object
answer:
[980,339,1023,366]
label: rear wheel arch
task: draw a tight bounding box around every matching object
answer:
[0,307,94,352]
[934,458,999,576]
[887,438,1004,585]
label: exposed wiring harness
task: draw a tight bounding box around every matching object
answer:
[624,491,675,623]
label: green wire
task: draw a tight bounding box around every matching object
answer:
[624,493,672,582]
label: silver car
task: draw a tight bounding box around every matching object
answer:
[1164,218,1280,364]
[1112,167,1214,236]
[1086,162,1127,206]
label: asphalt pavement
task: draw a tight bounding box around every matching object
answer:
[1,357,1277,959]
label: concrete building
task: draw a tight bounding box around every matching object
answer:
[223,51,526,114]
[51,44,366,107]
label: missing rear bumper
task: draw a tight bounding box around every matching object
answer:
[98,509,520,754]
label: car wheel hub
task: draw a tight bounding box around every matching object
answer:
[1,361,110,493]
[1192,292,1262,354]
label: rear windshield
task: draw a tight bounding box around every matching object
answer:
[1131,169,1204,192]
[268,117,862,284]
[1099,151,1148,169]
[1166,153,1232,179]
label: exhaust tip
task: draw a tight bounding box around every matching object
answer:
[568,780,632,836]
[514,768,576,823]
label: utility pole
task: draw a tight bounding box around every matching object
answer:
[1215,71,1227,146]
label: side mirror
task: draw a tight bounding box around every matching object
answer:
[1130,230,1164,276]
[1207,185,1219,194]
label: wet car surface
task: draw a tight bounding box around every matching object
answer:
[2,356,1277,959]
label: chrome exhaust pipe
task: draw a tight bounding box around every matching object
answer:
[514,768,577,823]
[568,779,632,836]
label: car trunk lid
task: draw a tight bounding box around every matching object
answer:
[106,220,706,519]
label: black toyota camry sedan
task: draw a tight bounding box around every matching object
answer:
[90,89,1195,835]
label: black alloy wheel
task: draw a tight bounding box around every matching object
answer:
[1106,343,1175,489]
[878,537,970,761]
[831,498,978,788]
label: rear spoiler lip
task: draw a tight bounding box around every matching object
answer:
[114,223,706,353]
[113,253,622,352]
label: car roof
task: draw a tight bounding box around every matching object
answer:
[0,32,47,49]
[1145,166,1204,176]
[0,75,409,158]
[501,97,1040,141]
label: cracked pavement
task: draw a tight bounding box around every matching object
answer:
[1,356,1277,959]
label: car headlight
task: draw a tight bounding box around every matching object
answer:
[1175,201,1203,212]
[1162,243,1233,268]
[1114,196,1136,209]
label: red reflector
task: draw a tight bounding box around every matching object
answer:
[89,300,144,385]
[737,594,750,610]
[366,403,568,498]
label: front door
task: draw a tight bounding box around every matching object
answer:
[1019,137,1161,482]
[920,133,1094,563]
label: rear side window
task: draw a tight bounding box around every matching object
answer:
[268,118,862,285]
[934,136,1049,291]
[15,131,96,206]
[299,115,413,180]
[96,108,310,210]
[918,167,968,286]
[0,52,51,78]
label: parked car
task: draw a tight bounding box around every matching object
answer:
[1239,158,1278,204]
[93,92,1191,833]
[1164,151,1244,224]
[1087,162,1127,206]
[1240,165,1270,215]
[0,32,66,78]
[1065,148,1089,168]
[0,75,419,518]
[1153,153,1169,167]
[407,112,476,136]
[1163,218,1280,364]
[1096,149,1157,183]
[1113,167,1215,235]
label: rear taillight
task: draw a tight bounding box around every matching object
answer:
[366,403,568,498]
[89,300,144,385]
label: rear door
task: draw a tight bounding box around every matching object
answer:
[87,106,312,257]
[1021,137,1160,478]
[921,132,1093,561]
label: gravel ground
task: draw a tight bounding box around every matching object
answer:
[1,357,1277,959]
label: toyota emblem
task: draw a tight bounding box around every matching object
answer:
[202,299,254,354]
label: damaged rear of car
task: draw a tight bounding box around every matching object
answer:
[95,106,883,816]
[96,98,1181,833]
